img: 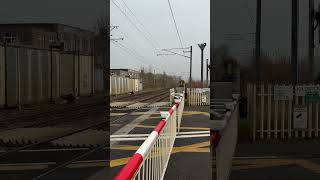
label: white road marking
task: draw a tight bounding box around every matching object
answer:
[111,107,159,146]
[110,132,210,142]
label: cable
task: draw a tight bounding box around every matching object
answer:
[112,41,147,65]
[110,0,161,53]
[167,0,184,49]
[110,0,170,63]
[118,0,163,50]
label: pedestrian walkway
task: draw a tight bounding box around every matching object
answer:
[109,106,211,179]
[164,106,211,180]
[229,139,320,180]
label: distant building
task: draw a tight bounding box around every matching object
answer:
[0,23,94,54]
[110,69,140,79]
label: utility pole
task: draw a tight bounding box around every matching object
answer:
[309,0,315,80]
[256,0,261,82]
[292,0,299,84]
[198,43,206,87]
[158,46,192,89]
[154,69,156,87]
[185,46,193,90]
[207,59,209,86]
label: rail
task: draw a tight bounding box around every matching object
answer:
[115,92,185,180]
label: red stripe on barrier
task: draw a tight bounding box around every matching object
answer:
[211,132,221,148]
[168,104,177,115]
[154,119,166,134]
[115,153,143,180]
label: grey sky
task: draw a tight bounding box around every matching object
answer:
[2,0,319,79]
[0,0,106,31]
[111,0,210,81]
[213,0,320,66]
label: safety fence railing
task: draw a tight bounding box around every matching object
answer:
[247,83,320,141]
[175,92,184,132]
[187,88,210,106]
[115,93,185,180]
[169,88,175,106]
[211,94,239,180]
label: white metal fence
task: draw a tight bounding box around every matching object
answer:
[247,83,320,141]
[212,96,239,180]
[175,93,184,132]
[115,93,185,180]
[187,88,210,106]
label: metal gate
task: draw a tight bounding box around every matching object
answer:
[247,83,320,141]
[187,88,210,106]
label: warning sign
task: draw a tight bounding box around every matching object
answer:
[202,96,207,103]
[274,85,293,101]
[293,106,307,129]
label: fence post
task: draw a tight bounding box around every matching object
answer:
[4,42,7,108]
[274,86,278,139]
[316,102,319,138]
[253,84,256,141]
[308,103,312,138]
[281,100,285,139]
[294,92,299,138]
[288,98,292,139]
[267,84,271,139]
[302,92,306,138]
[260,84,264,139]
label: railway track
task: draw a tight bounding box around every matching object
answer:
[111,89,169,108]
[0,101,106,132]
[0,88,172,179]
[110,88,165,102]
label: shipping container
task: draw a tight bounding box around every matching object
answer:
[0,43,95,108]
[59,54,75,96]
[79,55,93,96]
[7,47,18,107]
[110,75,142,95]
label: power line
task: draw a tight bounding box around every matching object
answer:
[111,41,148,65]
[112,40,167,72]
[110,0,170,63]
[110,0,161,54]
[167,0,184,50]
[118,0,163,50]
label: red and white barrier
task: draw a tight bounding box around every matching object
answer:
[115,92,184,180]
[211,95,239,180]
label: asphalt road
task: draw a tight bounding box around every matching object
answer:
[228,139,320,180]
[110,106,211,179]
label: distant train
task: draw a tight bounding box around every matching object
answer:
[110,76,143,95]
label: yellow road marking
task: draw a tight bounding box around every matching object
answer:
[298,160,320,174]
[111,124,209,131]
[212,159,320,174]
[67,160,108,168]
[111,111,209,117]
[0,162,55,171]
[110,141,210,167]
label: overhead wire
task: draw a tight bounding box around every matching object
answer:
[167,0,184,50]
[110,0,169,70]
[118,0,163,50]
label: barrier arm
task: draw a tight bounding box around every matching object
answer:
[115,95,184,180]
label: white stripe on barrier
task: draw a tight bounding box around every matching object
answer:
[115,90,185,180]
[111,133,210,142]
[136,131,159,158]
